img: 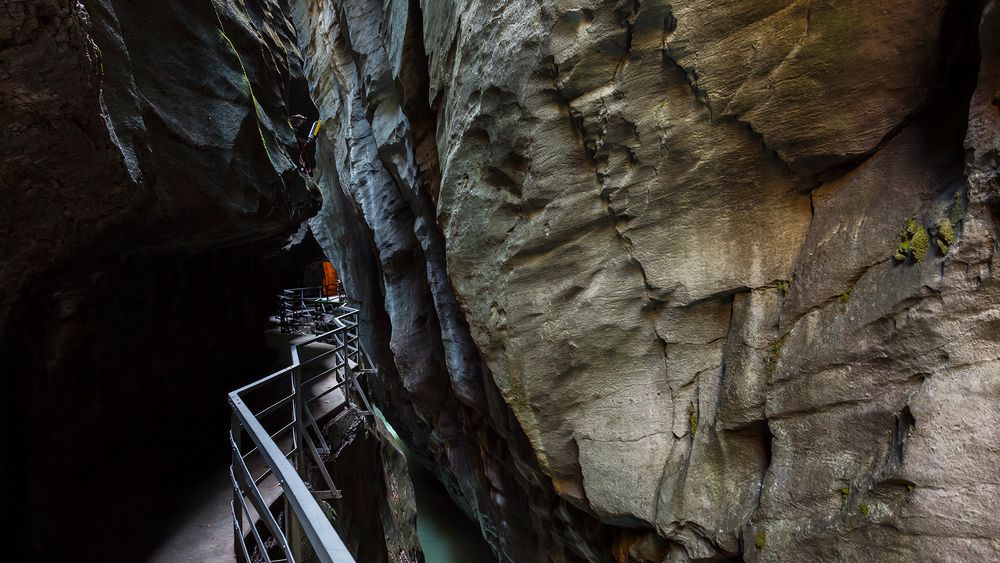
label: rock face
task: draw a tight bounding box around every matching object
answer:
[0,0,317,324]
[1,1,319,558]
[292,0,1000,561]
[4,0,998,560]
[320,406,423,563]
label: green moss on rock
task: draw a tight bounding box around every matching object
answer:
[895,218,929,263]
[858,503,869,516]
[937,218,955,254]
[755,531,766,550]
[911,225,929,262]
[688,403,699,435]
[776,280,790,295]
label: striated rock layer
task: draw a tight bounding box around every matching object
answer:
[293,0,1000,561]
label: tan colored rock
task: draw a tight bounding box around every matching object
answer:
[293,0,1000,560]
[667,0,950,178]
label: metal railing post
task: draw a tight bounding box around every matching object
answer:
[350,311,359,366]
[289,364,305,563]
[231,411,245,563]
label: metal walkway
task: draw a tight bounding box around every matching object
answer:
[228,289,375,563]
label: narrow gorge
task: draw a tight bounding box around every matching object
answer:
[3,0,1000,561]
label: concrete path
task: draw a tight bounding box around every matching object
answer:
[147,468,235,563]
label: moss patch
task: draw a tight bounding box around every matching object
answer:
[838,289,851,304]
[688,403,699,435]
[937,218,955,254]
[912,226,929,262]
[894,218,929,263]
[840,487,850,501]
[755,531,766,550]
[776,280,790,296]
[858,503,869,516]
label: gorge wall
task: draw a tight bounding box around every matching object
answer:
[2,1,318,558]
[4,0,1000,561]
[292,0,1000,561]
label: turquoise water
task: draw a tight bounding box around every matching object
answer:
[375,409,497,563]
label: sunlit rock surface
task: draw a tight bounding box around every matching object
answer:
[293,0,1000,560]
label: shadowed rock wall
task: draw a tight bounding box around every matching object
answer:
[321,406,423,563]
[292,0,1000,561]
[290,1,611,560]
[1,0,318,558]
[0,0,318,326]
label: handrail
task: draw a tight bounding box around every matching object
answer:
[229,289,376,563]
[231,365,297,396]
[230,395,353,563]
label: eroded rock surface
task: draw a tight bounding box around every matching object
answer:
[0,0,318,326]
[293,0,1000,560]
[321,406,423,563]
[1,1,319,558]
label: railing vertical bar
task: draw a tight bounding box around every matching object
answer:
[229,467,272,563]
[351,312,360,366]
[231,413,244,563]
[290,364,305,563]
[231,503,254,563]
[229,433,296,563]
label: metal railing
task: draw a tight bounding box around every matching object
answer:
[279,285,343,334]
[229,294,375,563]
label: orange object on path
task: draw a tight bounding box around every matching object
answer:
[322,261,338,296]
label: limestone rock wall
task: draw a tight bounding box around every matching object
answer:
[290,1,612,560]
[296,0,1000,561]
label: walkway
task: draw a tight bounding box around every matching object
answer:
[147,330,348,562]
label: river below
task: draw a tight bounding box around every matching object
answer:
[376,409,498,563]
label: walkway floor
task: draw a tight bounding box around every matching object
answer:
[146,467,234,563]
[147,330,345,563]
